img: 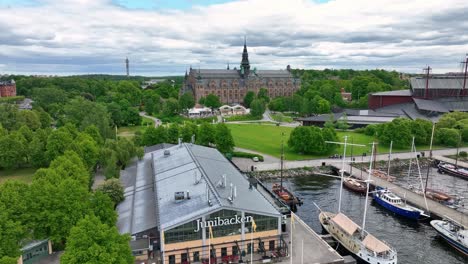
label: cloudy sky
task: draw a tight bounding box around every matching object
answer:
[1,0,468,76]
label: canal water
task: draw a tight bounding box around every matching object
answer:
[264,175,468,264]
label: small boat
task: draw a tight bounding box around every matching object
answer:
[438,162,468,180]
[272,183,303,211]
[319,212,397,264]
[343,177,367,194]
[373,188,430,220]
[431,217,468,255]
[366,169,396,182]
[409,186,455,203]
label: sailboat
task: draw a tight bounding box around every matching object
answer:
[318,140,398,264]
[373,138,430,220]
[343,176,367,194]
[272,133,302,211]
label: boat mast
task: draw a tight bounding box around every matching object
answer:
[407,137,415,183]
[425,122,436,193]
[387,140,393,177]
[338,136,348,213]
[362,142,375,233]
[413,137,430,212]
[280,132,284,189]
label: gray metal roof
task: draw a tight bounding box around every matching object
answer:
[21,239,49,251]
[153,144,281,230]
[413,98,449,113]
[371,89,412,96]
[410,77,465,90]
[297,113,343,122]
[117,154,157,235]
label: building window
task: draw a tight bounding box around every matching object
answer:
[221,247,227,257]
[181,253,188,262]
[164,219,203,244]
[269,240,275,251]
[210,248,216,258]
[232,246,239,256]
[193,251,200,262]
[169,255,175,264]
[247,243,253,254]
[204,210,243,238]
[244,213,279,232]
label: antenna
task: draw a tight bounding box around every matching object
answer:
[461,54,468,96]
[125,57,129,77]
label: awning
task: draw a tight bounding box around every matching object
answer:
[331,213,359,235]
[363,234,391,253]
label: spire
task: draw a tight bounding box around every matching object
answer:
[240,36,250,77]
[227,62,230,70]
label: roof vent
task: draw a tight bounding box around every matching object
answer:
[164,150,170,157]
[174,191,185,203]
[194,171,201,185]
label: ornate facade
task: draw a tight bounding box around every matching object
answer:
[182,41,300,104]
[0,80,16,97]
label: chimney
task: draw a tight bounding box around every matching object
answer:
[186,190,190,199]
[223,174,227,188]
[234,186,237,198]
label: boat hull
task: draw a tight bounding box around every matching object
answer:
[438,164,468,180]
[431,220,468,256]
[373,192,421,220]
[343,179,367,194]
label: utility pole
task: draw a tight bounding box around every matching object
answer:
[387,140,393,177]
[280,132,284,189]
[423,66,431,99]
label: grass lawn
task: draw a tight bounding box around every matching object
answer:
[270,113,293,123]
[0,168,36,184]
[227,124,450,160]
[117,125,146,138]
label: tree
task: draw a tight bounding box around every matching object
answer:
[243,91,255,108]
[45,128,74,163]
[288,126,326,154]
[29,175,90,247]
[61,215,133,264]
[16,110,41,130]
[0,204,24,261]
[250,99,266,118]
[180,123,197,142]
[436,128,461,147]
[179,92,195,111]
[96,179,125,206]
[167,124,180,144]
[214,123,235,154]
[197,123,215,146]
[314,96,331,114]
[257,88,270,103]
[204,94,221,109]
[0,134,23,169]
[30,128,50,167]
[142,126,168,146]
[71,133,99,170]
[335,114,350,130]
[89,191,118,227]
[162,98,180,117]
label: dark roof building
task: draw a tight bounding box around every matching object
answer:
[0,79,16,97]
[182,40,300,104]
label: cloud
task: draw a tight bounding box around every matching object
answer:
[1,0,468,75]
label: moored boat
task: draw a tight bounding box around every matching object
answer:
[366,169,396,182]
[272,183,303,211]
[319,212,397,264]
[343,177,367,194]
[438,162,468,180]
[373,188,430,220]
[430,218,468,255]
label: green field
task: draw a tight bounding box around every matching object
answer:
[226,124,447,160]
[270,113,293,123]
[0,168,36,184]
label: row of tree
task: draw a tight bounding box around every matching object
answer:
[360,112,468,148]
[136,122,235,154]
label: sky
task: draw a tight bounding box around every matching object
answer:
[1,0,468,76]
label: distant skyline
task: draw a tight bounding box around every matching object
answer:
[1,0,468,76]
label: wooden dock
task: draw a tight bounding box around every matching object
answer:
[334,165,468,227]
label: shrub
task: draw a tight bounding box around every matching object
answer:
[232,151,264,162]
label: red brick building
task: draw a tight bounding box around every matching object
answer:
[182,41,300,104]
[0,80,17,97]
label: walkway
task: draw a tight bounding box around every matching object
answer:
[139,111,161,127]
[244,147,468,172]
[347,166,468,226]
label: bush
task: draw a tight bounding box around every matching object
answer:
[224,114,261,122]
[459,151,467,158]
[232,151,264,162]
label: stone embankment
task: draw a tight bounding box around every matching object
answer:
[247,166,333,180]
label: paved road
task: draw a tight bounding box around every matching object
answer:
[139,111,161,127]
[233,147,468,172]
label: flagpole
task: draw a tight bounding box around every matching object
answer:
[290,213,293,264]
[208,234,211,264]
[250,226,253,263]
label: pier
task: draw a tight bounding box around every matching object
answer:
[336,165,468,227]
